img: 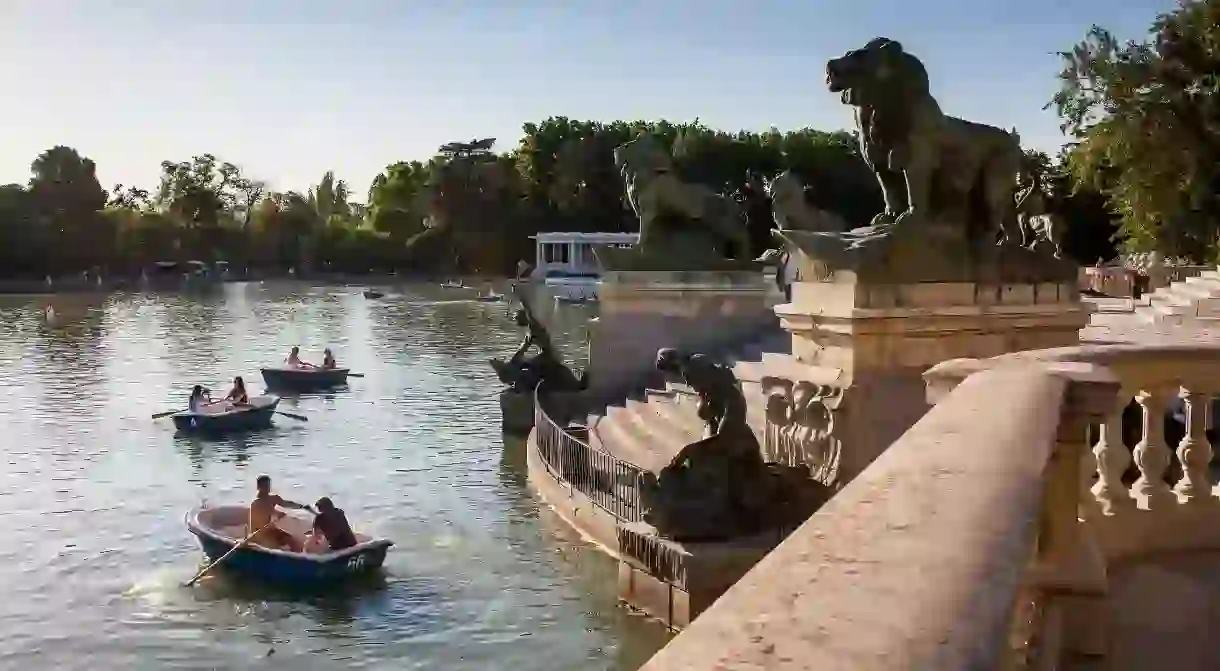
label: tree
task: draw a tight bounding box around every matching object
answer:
[27,146,109,272]
[1050,0,1220,260]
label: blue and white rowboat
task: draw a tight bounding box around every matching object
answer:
[171,395,279,434]
[185,506,393,585]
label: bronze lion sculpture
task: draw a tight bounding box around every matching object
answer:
[613,134,750,261]
[826,38,1023,246]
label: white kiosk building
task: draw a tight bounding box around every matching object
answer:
[530,231,639,301]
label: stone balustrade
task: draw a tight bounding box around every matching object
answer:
[640,342,1220,669]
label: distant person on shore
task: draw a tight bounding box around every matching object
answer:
[224,376,249,406]
[321,348,337,370]
[287,346,314,369]
[248,475,314,552]
[304,497,358,553]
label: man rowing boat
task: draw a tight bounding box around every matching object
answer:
[248,475,314,552]
[287,346,313,369]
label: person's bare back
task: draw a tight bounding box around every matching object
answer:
[246,475,312,551]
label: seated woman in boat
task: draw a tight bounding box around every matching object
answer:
[249,475,314,552]
[287,346,315,369]
[188,385,212,413]
[303,496,358,553]
[223,376,250,406]
[321,348,337,370]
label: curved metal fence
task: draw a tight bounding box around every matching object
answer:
[533,389,645,523]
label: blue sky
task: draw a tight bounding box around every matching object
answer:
[0,1,1168,199]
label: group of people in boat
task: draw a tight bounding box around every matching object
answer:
[287,346,338,370]
[248,475,358,553]
[185,346,341,414]
[188,377,250,413]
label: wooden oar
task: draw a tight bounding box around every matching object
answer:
[152,409,183,420]
[275,410,309,421]
[185,519,276,587]
[347,373,365,378]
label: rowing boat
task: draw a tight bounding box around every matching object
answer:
[261,366,350,391]
[185,505,393,585]
[172,395,279,434]
[362,289,385,299]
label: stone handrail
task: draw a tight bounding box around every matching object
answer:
[641,363,1119,670]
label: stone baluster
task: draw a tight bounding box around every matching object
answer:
[1173,387,1214,502]
[1090,393,1134,515]
[1131,389,1175,509]
[1028,368,1116,662]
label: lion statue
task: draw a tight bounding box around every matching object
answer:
[613,134,750,260]
[765,170,849,234]
[825,38,1023,246]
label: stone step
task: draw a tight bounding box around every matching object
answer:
[596,404,670,471]
[623,400,699,467]
[650,396,710,438]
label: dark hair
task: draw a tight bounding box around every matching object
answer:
[315,496,334,510]
[256,475,270,487]
[234,376,245,390]
[192,385,203,395]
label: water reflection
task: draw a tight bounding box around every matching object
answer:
[0,282,667,671]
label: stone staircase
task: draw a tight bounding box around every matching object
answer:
[587,328,792,473]
[1136,269,1220,325]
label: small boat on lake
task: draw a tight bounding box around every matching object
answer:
[440,280,466,289]
[186,506,393,585]
[261,366,350,391]
[172,395,279,434]
[476,291,504,303]
[362,289,385,299]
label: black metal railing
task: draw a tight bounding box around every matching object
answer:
[534,388,645,522]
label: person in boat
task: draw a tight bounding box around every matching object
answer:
[188,385,212,413]
[304,496,358,553]
[321,348,337,370]
[223,376,250,406]
[287,346,315,369]
[248,475,315,552]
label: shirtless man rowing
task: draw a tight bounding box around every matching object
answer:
[248,475,314,552]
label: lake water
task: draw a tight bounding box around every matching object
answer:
[0,282,670,670]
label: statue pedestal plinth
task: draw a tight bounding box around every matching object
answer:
[499,390,535,435]
[773,270,1091,484]
[616,521,787,630]
[585,270,772,400]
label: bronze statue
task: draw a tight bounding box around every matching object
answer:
[489,290,587,394]
[598,134,752,270]
[636,349,827,540]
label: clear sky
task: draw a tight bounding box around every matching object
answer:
[0,0,1168,199]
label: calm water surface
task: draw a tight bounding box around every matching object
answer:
[0,282,670,670]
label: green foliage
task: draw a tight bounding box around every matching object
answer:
[1050,0,1220,260]
[0,116,891,276]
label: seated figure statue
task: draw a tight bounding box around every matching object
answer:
[636,349,820,540]
[489,294,586,395]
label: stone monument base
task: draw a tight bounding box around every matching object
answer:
[499,390,535,435]
[615,521,789,630]
[774,274,1091,484]
[585,270,772,400]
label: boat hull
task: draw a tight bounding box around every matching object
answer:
[186,506,392,585]
[261,367,350,391]
[172,395,278,434]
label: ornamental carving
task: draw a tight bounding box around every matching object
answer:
[761,376,843,486]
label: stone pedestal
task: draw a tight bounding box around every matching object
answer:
[616,521,785,630]
[585,270,772,400]
[499,390,535,435]
[774,272,1092,484]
